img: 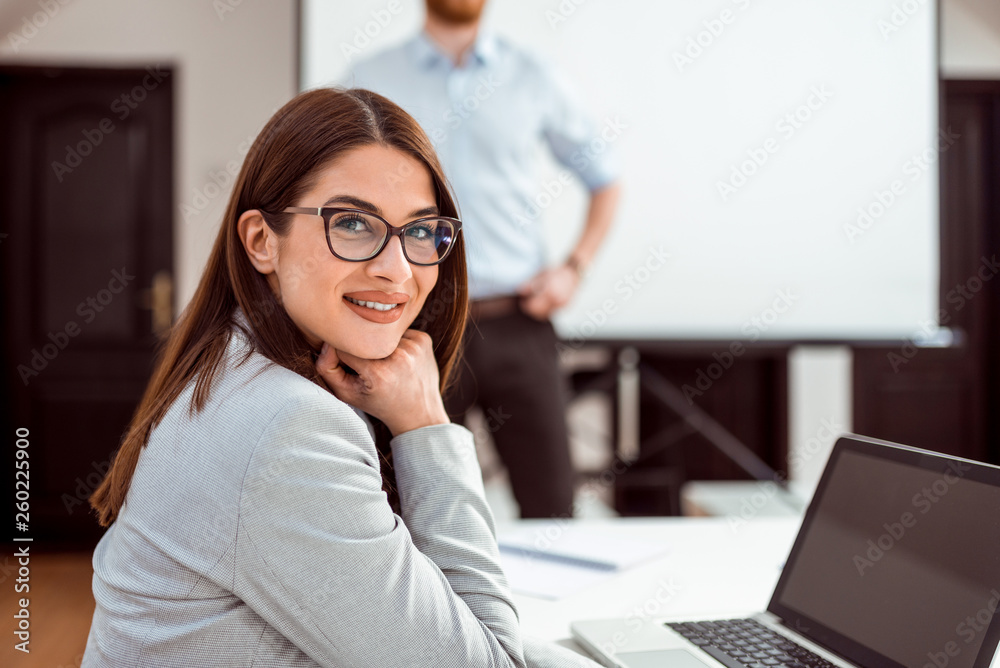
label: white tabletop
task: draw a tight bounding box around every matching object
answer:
[498,516,803,643]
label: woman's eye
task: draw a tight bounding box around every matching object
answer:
[405,225,434,240]
[333,217,371,233]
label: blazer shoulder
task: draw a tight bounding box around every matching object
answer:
[182,329,372,456]
[222,344,377,455]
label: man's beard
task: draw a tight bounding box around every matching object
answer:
[426,0,485,25]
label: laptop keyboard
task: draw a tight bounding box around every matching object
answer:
[667,618,837,668]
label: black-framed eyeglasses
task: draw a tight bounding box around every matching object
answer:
[280,206,462,267]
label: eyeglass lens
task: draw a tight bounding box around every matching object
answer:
[328,211,456,264]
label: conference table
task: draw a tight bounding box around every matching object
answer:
[498,517,803,656]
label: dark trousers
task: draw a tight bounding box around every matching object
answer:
[444,309,575,519]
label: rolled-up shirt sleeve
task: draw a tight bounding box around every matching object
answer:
[234,392,525,668]
[538,61,622,192]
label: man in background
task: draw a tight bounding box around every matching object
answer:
[346,0,621,518]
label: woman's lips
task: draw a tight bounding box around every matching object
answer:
[342,291,409,324]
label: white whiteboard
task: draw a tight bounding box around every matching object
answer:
[302,0,940,342]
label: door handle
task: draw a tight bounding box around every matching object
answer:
[140,270,173,336]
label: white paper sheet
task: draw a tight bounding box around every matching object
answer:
[496,525,670,599]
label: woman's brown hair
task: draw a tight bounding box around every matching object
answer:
[90,88,468,526]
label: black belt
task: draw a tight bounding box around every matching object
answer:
[468,295,520,321]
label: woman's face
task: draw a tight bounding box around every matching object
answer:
[266,144,440,359]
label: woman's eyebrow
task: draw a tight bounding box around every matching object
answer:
[408,205,440,218]
[322,195,439,219]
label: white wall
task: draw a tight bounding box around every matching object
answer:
[942,0,1000,77]
[0,0,298,307]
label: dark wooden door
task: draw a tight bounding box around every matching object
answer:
[852,80,1000,465]
[0,65,174,548]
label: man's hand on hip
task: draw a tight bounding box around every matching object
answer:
[517,264,580,320]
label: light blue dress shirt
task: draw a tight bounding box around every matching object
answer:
[346,30,619,300]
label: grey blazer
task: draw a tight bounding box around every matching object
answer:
[82,312,599,668]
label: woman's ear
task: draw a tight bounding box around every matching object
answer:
[238,210,279,274]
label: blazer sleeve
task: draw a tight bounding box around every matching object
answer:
[234,391,526,668]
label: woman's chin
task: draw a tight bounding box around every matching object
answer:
[342,339,400,361]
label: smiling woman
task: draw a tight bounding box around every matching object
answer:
[242,144,449,360]
[75,88,549,667]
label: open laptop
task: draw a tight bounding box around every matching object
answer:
[572,434,1000,668]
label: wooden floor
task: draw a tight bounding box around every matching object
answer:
[1,551,94,668]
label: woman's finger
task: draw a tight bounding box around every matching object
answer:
[397,329,431,354]
[334,348,373,376]
[315,343,354,392]
[316,342,339,370]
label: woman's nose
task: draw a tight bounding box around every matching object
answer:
[365,235,412,284]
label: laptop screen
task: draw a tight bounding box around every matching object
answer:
[768,439,1000,668]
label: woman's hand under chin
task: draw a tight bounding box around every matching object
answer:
[315,329,451,436]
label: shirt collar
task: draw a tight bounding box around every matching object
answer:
[409,28,500,70]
